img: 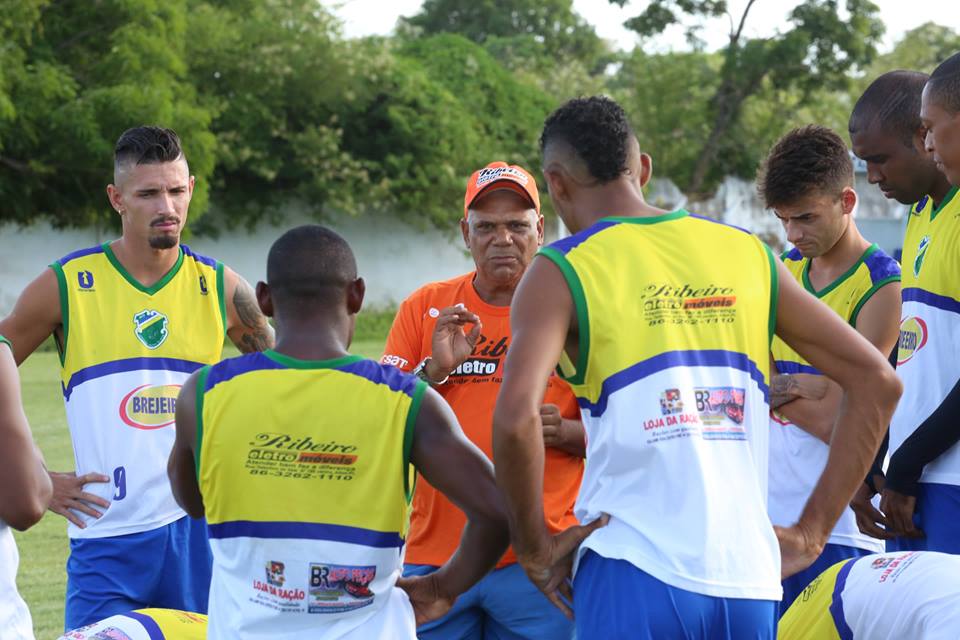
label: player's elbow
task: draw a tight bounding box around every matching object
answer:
[5,492,50,531]
[874,366,903,415]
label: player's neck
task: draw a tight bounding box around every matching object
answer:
[929,174,953,209]
[809,222,871,285]
[109,237,181,288]
[472,272,519,307]
[575,184,667,230]
[271,317,352,362]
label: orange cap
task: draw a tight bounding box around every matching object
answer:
[463,161,541,218]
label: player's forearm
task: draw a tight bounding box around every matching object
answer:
[770,374,802,408]
[775,383,843,444]
[798,370,900,542]
[553,418,586,458]
[493,403,550,557]
[886,377,960,496]
[432,511,509,600]
[167,449,205,518]
[0,434,52,530]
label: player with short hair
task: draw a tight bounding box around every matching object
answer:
[57,609,206,640]
[778,551,960,640]
[168,224,509,639]
[382,161,587,639]
[848,71,956,549]
[869,53,960,552]
[0,126,275,628]
[0,335,54,639]
[758,125,901,611]
[493,96,901,639]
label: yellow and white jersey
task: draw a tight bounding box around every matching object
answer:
[891,187,960,485]
[769,245,899,554]
[540,210,781,601]
[197,351,423,638]
[779,552,960,640]
[51,243,225,538]
[58,608,206,639]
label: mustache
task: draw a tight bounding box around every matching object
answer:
[151,217,181,227]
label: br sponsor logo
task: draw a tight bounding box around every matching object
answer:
[897,316,928,366]
[118,383,180,429]
[694,387,745,426]
[308,563,376,614]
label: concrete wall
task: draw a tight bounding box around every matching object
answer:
[0,213,478,316]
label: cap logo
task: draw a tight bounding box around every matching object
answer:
[476,166,528,188]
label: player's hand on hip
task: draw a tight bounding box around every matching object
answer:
[850,482,894,540]
[429,305,482,379]
[48,471,111,528]
[775,522,824,579]
[396,573,455,627]
[517,513,609,620]
[880,488,923,539]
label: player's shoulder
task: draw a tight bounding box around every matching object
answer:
[400,272,474,309]
[781,247,804,263]
[54,243,105,268]
[333,357,423,398]
[202,351,275,392]
[180,243,221,270]
[863,245,901,285]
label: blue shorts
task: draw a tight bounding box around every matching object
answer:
[403,562,573,640]
[779,543,870,614]
[573,550,777,640]
[887,482,960,553]
[65,516,212,630]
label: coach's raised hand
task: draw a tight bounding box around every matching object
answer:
[425,305,482,383]
[48,470,110,528]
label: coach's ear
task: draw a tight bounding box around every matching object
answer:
[255,281,274,318]
[347,277,365,316]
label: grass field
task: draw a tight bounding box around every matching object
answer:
[14,338,386,638]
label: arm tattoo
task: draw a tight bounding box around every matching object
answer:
[769,373,798,409]
[231,278,274,353]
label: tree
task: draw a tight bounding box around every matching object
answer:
[403,0,605,69]
[0,0,215,228]
[619,0,884,195]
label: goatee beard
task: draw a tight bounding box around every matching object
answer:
[149,234,179,250]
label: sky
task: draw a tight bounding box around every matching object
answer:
[331,0,960,54]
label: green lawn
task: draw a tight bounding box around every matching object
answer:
[14,339,386,637]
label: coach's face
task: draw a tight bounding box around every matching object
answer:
[922,85,960,185]
[462,189,544,287]
[108,158,194,250]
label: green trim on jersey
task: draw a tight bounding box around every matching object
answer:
[262,350,363,369]
[849,275,901,328]
[195,365,211,481]
[537,247,590,386]
[600,209,689,225]
[0,335,10,350]
[403,380,427,502]
[802,244,879,299]
[216,262,226,338]
[765,244,779,345]
[102,242,185,295]
[49,262,69,366]
[930,186,959,222]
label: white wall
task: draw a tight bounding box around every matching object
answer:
[0,213,477,316]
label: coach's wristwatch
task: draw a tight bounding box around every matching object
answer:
[413,357,449,386]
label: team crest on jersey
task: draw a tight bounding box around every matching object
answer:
[914,235,930,277]
[133,309,169,349]
[897,316,928,366]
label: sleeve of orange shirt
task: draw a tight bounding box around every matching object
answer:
[382,294,426,373]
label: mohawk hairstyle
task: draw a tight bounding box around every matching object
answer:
[927,52,960,115]
[540,96,635,184]
[849,70,929,146]
[758,125,853,208]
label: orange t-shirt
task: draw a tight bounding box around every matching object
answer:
[382,272,584,568]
